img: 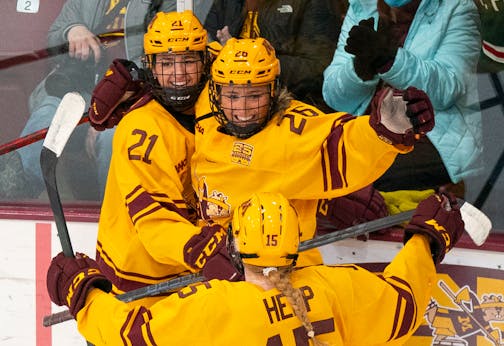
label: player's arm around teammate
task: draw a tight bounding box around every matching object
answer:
[46,191,464,345]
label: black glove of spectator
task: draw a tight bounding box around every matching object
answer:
[345,18,398,81]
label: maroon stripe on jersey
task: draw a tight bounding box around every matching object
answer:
[143,309,157,345]
[125,185,142,200]
[126,186,193,225]
[96,243,190,292]
[131,204,163,225]
[121,309,137,346]
[320,146,328,191]
[266,335,282,346]
[127,190,157,220]
[386,276,417,341]
[324,114,357,191]
[159,200,191,220]
[127,307,157,346]
[341,140,348,187]
[326,123,345,190]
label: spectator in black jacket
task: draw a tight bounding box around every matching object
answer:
[204,0,344,112]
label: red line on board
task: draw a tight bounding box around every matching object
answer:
[36,223,52,346]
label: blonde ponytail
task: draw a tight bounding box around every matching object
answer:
[264,267,328,346]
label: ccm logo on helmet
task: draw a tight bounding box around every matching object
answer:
[230,70,251,75]
[167,38,190,42]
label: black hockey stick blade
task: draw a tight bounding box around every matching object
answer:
[40,92,86,257]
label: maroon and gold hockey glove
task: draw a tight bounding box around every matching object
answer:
[403,193,464,265]
[184,225,243,281]
[370,86,434,146]
[317,185,388,236]
[88,58,146,131]
[46,252,112,317]
[203,244,244,282]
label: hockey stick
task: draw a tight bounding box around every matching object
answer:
[0,115,89,156]
[177,0,193,12]
[43,198,492,327]
[40,92,86,257]
[40,92,95,346]
[0,28,144,70]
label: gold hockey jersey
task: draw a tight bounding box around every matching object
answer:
[77,235,435,345]
[96,99,202,297]
[192,93,411,265]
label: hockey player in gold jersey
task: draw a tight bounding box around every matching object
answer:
[93,11,241,304]
[47,191,465,345]
[191,37,435,266]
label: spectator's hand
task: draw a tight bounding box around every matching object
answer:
[216,26,232,46]
[403,193,464,265]
[46,252,112,318]
[89,59,146,131]
[370,87,434,146]
[353,56,377,81]
[67,25,102,62]
[345,17,398,79]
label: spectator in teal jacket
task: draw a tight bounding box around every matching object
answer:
[322,0,482,193]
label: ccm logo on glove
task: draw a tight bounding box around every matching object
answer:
[66,268,102,306]
[184,225,227,269]
[424,219,451,253]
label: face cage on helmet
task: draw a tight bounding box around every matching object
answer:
[209,79,278,139]
[143,51,209,111]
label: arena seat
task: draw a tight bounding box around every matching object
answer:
[0,0,66,145]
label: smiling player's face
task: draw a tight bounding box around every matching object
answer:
[219,84,270,127]
[152,51,204,89]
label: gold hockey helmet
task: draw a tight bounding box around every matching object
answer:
[209,38,281,138]
[229,192,300,268]
[211,37,280,86]
[143,10,209,111]
[144,10,207,54]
